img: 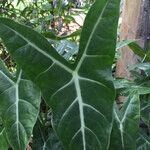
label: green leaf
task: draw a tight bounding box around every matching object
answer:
[32,119,63,150]
[44,29,82,40]
[109,91,140,150]
[0,61,41,150]
[138,95,150,149]
[0,58,13,80]
[127,42,150,62]
[135,86,150,95]
[141,97,150,127]
[116,40,136,50]
[17,0,25,6]
[137,133,150,150]
[129,63,150,76]
[128,42,150,61]
[0,127,9,150]
[0,0,120,149]
[75,0,120,66]
[113,79,133,90]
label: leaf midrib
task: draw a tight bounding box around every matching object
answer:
[1,70,23,149]
[114,93,139,150]
[74,72,86,150]
[51,70,109,149]
[75,0,110,71]
[15,71,22,149]
[0,71,14,85]
[1,24,73,74]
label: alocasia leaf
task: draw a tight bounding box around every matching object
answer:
[116,40,150,61]
[137,95,150,150]
[109,91,140,150]
[0,127,8,150]
[116,40,136,50]
[44,29,82,40]
[128,42,150,61]
[32,119,63,150]
[0,59,41,150]
[0,0,120,149]
[137,132,150,150]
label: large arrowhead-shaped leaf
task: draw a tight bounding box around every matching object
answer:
[0,59,41,150]
[0,0,120,149]
[109,91,140,150]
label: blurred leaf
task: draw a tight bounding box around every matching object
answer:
[137,132,150,150]
[129,63,150,72]
[109,91,140,150]
[116,40,136,50]
[0,59,41,150]
[129,63,150,80]
[141,97,150,127]
[32,119,63,150]
[17,0,25,6]
[42,3,52,11]
[117,40,150,62]
[0,127,8,150]
[128,42,150,61]
[44,29,81,40]
[114,79,133,90]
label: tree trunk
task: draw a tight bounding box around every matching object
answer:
[116,0,150,106]
[116,0,150,79]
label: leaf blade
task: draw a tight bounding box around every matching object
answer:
[0,0,120,149]
[109,91,140,150]
[0,67,41,150]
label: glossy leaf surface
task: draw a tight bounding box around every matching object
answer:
[32,119,63,150]
[116,40,136,50]
[137,133,150,150]
[0,127,8,150]
[109,91,140,150]
[0,59,41,150]
[0,0,120,149]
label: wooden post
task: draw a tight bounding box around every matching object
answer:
[116,0,150,79]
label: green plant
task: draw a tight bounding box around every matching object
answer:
[0,59,41,150]
[0,0,86,73]
[110,91,140,150]
[0,0,122,149]
[113,40,150,149]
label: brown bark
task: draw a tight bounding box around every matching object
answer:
[116,0,150,106]
[116,0,150,79]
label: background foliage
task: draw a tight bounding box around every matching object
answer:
[1,0,150,150]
